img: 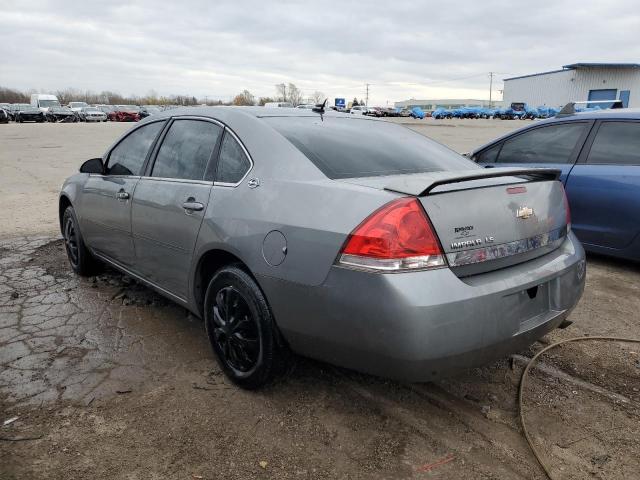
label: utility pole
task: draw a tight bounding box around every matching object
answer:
[488,72,494,108]
[365,83,370,106]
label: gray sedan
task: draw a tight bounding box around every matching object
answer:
[59,107,585,389]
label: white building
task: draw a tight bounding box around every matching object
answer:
[503,63,640,108]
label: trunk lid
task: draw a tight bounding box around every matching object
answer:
[342,168,569,276]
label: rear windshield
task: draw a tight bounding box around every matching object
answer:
[263,116,472,179]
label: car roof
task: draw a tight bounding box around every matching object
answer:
[472,108,640,154]
[148,105,369,122]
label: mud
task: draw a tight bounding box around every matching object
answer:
[1,237,639,479]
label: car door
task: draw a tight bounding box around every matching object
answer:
[564,120,640,250]
[80,120,166,268]
[131,118,223,299]
[474,121,592,183]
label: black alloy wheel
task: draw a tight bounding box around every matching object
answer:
[61,206,101,276]
[211,286,260,374]
[204,266,285,389]
[63,214,80,269]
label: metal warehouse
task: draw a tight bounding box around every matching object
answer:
[503,63,640,108]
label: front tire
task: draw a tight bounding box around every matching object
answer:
[204,266,283,389]
[62,206,101,276]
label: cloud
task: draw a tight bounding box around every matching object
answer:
[1,0,639,104]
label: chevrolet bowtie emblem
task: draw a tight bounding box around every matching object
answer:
[516,206,534,219]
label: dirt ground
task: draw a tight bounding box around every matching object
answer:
[1,119,639,480]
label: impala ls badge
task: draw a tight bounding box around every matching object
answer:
[516,206,534,219]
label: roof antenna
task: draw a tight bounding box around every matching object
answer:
[312,98,327,120]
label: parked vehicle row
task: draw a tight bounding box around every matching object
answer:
[430,102,603,121]
[349,105,425,118]
[0,101,168,123]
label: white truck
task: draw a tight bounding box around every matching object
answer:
[30,94,61,112]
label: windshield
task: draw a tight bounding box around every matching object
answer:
[84,107,100,112]
[264,116,472,179]
[39,100,61,108]
[122,105,140,112]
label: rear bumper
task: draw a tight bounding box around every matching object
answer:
[259,232,586,382]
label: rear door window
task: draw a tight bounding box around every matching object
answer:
[264,116,472,179]
[496,123,587,164]
[215,133,251,184]
[586,122,640,165]
[107,121,164,175]
[152,119,222,180]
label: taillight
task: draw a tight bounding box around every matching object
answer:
[562,185,571,232]
[338,198,446,271]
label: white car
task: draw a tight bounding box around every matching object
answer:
[79,106,107,122]
[68,102,90,113]
[350,105,368,115]
[264,102,294,108]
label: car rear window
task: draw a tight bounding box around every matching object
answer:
[263,117,471,179]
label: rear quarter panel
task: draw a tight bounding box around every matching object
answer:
[194,177,398,288]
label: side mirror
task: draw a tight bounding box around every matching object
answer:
[80,158,104,174]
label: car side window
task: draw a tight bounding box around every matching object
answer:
[586,122,640,166]
[475,143,502,163]
[107,121,164,175]
[216,132,251,184]
[496,123,587,164]
[152,120,222,180]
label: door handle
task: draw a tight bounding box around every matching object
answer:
[116,191,130,200]
[182,201,204,212]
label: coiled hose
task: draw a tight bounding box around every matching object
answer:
[518,336,640,479]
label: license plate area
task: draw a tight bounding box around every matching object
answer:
[505,282,551,333]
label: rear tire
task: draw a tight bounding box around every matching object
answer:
[62,206,101,276]
[204,266,284,389]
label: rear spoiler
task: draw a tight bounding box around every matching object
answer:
[557,99,623,116]
[384,168,560,196]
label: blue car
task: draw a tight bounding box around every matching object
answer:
[470,108,640,261]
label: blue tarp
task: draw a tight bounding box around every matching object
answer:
[410,107,425,119]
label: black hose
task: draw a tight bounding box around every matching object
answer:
[518,336,640,479]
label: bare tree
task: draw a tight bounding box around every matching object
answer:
[232,90,256,106]
[310,91,325,104]
[0,86,29,103]
[0,85,224,107]
[275,83,287,102]
[287,83,304,106]
[258,96,275,106]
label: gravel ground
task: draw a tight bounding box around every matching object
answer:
[1,119,639,479]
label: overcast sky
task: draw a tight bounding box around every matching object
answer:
[2,0,639,105]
